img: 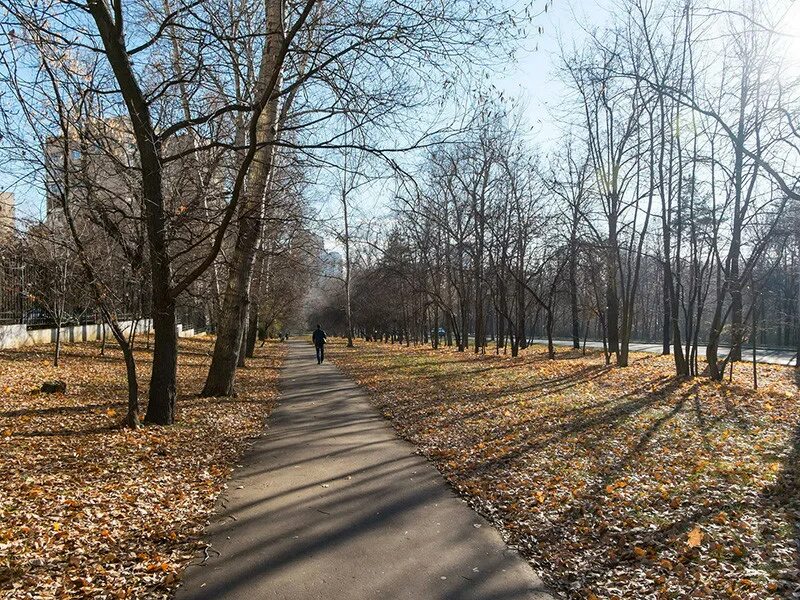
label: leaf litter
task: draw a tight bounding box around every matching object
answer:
[0,337,285,599]
[328,340,800,600]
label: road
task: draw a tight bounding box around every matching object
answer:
[529,339,797,367]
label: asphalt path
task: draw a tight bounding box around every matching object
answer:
[175,340,554,600]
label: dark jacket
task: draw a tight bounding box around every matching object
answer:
[312,329,327,346]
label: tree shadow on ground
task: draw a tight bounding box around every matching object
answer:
[464,375,688,479]
[14,424,118,438]
[0,400,121,419]
[481,378,772,592]
[761,420,800,591]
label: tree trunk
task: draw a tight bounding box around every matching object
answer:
[796,249,800,372]
[145,300,177,424]
[662,265,671,355]
[202,0,284,396]
[569,228,580,349]
[87,0,178,424]
[121,341,139,429]
[245,306,259,358]
[54,321,62,367]
[237,317,248,368]
[344,194,354,348]
[474,290,483,354]
[516,277,526,352]
[606,214,620,359]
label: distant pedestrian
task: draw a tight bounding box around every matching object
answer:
[312,324,327,364]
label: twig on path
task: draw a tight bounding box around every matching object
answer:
[201,545,221,564]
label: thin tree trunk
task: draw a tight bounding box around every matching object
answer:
[569,225,580,349]
[146,301,177,422]
[54,320,62,367]
[202,0,284,397]
[606,214,620,359]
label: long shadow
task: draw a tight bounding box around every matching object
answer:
[361,362,612,428]
[174,342,550,600]
[761,420,800,587]
[15,424,118,438]
[464,376,686,479]
[178,440,543,600]
[0,400,122,419]
[333,343,800,596]
[456,364,612,421]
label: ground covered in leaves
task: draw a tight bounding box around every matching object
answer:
[0,337,286,599]
[328,339,800,599]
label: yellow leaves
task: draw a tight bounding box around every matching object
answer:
[730,545,745,558]
[686,526,704,548]
[145,561,170,573]
[327,336,800,597]
[0,337,287,599]
[712,511,728,525]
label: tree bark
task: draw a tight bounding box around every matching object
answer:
[569,233,580,349]
[145,301,177,423]
[87,0,177,423]
[606,213,620,359]
[245,305,259,358]
[202,0,284,396]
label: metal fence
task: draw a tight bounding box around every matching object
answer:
[0,253,31,325]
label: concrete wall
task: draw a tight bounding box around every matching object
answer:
[0,319,198,350]
[0,319,205,350]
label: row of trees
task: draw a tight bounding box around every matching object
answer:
[331,0,799,380]
[0,0,534,425]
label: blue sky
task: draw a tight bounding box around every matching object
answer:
[7,0,798,227]
[496,0,611,146]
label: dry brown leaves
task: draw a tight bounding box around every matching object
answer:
[328,339,800,600]
[0,337,286,599]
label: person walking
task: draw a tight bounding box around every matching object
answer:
[312,324,327,364]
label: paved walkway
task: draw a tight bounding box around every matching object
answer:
[530,338,797,367]
[176,340,553,600]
